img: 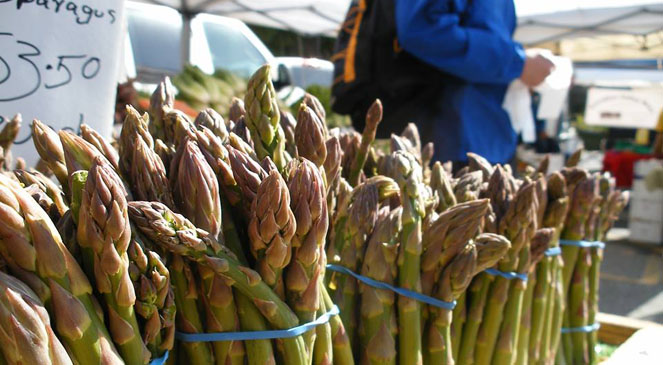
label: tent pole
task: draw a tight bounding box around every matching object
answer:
[180,12,192,68]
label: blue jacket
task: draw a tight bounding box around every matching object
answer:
[394,0,525,164]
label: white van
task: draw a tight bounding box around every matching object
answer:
[124,2,332,90]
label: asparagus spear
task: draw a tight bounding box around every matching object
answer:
[170,138,222,238]
[280,110,298,157]
[149,77,175,141]
[358,207,401,365]
[425,243,477,365]
[31,120,68,189]
[80,123,120,172]
[330,176,399,350]
[128,201,308,365]
[195,108,228,142]
[127,241,176,360]
[349,100,382,187]
[244,64,286,171]
[430,162,457,213]
[302,93,327,126]
[0,173,123,364]
[380,151,426,365]
[170,138,244,365]
[421,200,489,297]
[248,170,296,298]
[14,169,68,218]
[475,180,537,365]
[0,271,73,365]
[296,104,328,168]
[530,173,569,363]
[228,97,246,125]
[130,136,176,209]
[77,157,150,364]
[285,158,329,360]
[120,106,154,178]
[0,114,20,170]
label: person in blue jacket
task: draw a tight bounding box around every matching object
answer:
[388,0,554,165]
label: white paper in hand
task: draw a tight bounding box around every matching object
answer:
[0,0,125,166]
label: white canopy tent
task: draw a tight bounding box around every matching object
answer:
[133,0,348,36]
[513,0,663,46]
[132,0,663,62]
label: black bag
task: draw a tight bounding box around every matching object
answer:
[330,0,455,118]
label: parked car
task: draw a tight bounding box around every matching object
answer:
[124,2,332,91]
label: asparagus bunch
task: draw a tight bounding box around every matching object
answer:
[0,173,123,364]
[0,271,73,365]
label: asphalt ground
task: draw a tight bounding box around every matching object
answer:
[600,227,663,324]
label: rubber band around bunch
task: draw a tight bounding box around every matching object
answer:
[175,305,339,342]
[561,322,600,334]
[559,239,606,249]
[149,351,169,365]
[483,268,529,282]
[544,246,562,257]
[326,264,457,310]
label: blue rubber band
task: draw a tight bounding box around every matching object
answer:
[149,351,169,365]
[326,264,456,310]
[175,305,339,342]
[559,240,605,249]
[544,246,562,257]
[484,268,529,282]
[561,323,600,334]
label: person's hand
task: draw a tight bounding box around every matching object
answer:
[520,55,554,87]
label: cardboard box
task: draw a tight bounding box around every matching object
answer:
[628,219,663,245]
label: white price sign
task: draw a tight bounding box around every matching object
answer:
[585,87,663,129]
[0,0,125,166]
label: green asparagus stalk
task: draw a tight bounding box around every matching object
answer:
[228,97,246,124]
[170,138,222,238]
[14,169,68,218]
[379,151,426,365]
[430,162,457,213]
[296,104,327,168]
[421,200,489,297]
[80,123,120,172]
[425,243,477,365]
[475,180,537,365]
[0,173,123,364]
[128,201,308,365]
[170,138,245,365]
[314,288,334,365]
[450,233,512,365]
[130,136,176,209]
[285,158,329,361]
[169,254,214,364]
[321,285,355,365]
[230,118,256,154]
[466,152,494,183]
[349,100,382,186]
[244,64,287,171]
[149,77,175,141]
[120,105,154,178]
[162,110,197,149]
[77,157,150,364]
[358,207,401,365]
[195,108,228,142]
[248,169,296,298]
[280,110,298,157]
[513,228,554,365]
[127,241,176,360]
[0,114,20,170]
[330,176,399,350]
[339,132,361,180]
[302,93,327,126]
[0,271,73,365]
[31,120,68,189]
